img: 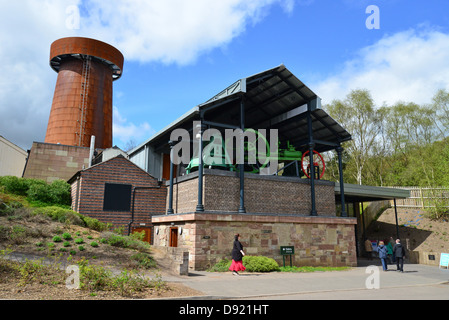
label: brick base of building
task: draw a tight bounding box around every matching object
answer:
[152,212,358,271]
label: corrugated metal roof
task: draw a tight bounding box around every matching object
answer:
[129,64,351,155]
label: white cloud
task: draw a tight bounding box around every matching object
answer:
[113,107,155,149]
[314,28,449,107]
[0,0,78,150]
[0,0,294,150]
[78,0,294,65]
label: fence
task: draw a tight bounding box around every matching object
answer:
[388,186,449,209]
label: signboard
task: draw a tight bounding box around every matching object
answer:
[280,246,294,268]
[439,253,449,269]
[280,246,295,255]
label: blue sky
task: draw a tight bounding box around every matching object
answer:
[1,1,449,151]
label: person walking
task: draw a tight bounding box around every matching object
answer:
[393,239,407,272]
[377,241,388,271]
[365,238,373,260]
[229,234,246,275]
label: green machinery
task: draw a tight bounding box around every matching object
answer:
[185,129,303,176]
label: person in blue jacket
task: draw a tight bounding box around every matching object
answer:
[377,241,388,271]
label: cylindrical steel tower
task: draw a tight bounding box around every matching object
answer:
[45,37,124,149]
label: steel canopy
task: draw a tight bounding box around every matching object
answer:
[130,64,352,155]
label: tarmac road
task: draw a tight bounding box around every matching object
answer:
[162,262,449,300]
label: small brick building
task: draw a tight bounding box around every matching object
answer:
[68,155,166,241]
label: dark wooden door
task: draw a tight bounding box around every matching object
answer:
[170,227,178,247]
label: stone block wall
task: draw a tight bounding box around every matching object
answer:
[23,142,91,183]
[152,213,357,270]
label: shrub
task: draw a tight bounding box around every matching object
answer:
[74,238,84,244]
[207,258,232,272]
[63,241,71,247]
[52,235,62,243]
[131,252,157,269]
[0,176,71,206]
[207,256,279,273]
[78,245,85,251]
[31,207,106,231]
[0,176,29,196]
[62,232,72,240]
[10,226,27,244]
[242,256,280,272]
[101,232,150,252]
[90,241,99,248]
[82,216,108,232]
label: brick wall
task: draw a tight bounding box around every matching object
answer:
[169,169,336,216]
[153,213,357,270]
[23,142,91,183]
[70,155,167,230]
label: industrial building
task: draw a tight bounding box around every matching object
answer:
[129,64,409,270]
[10,36,409,270]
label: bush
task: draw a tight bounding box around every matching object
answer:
[31,206,107,232]
[0,176,29,196]
[208,256,280,273]
[52,236,62,243]
[0,176,71,206]
[207,258,232,272]
[74,238,84,244]
[90,241,99,248]
[131,252,157,269]
[62,232,72,240]
[242,256,280,272]
[101,232,150,252]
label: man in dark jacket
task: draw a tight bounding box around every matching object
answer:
[393,239,406,272]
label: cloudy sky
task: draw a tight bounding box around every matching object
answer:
[1,0,448,151]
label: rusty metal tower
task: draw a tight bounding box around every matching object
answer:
[45,37,124,149]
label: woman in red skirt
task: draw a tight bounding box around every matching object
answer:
[229,234,246,275]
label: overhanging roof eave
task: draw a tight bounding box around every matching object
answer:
[335,183,411,202]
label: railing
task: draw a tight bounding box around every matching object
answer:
[388,186,449,209]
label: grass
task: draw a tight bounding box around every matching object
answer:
[207,257,351,273]
[279,266,351,272]
[0,186,166,298]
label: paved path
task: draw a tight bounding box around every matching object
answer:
[161,262,449,300]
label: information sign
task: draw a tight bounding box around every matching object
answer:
[280,246,295,255]
[280,246,294,267]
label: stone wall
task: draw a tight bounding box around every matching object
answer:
[152,213,357,270]
[23,142,91,183]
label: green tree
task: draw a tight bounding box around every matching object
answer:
[326,89,381,185]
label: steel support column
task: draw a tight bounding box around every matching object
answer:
[239,97,246,213]
[196,121,205,212]
[307,109,317,216]
[167,140,175,214]
[394,198,399,239]
[337,146,347,217]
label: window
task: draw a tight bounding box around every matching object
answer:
[103,183,132,211]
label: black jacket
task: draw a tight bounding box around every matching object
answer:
[231,240,244,261]
[393,243,406,258]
